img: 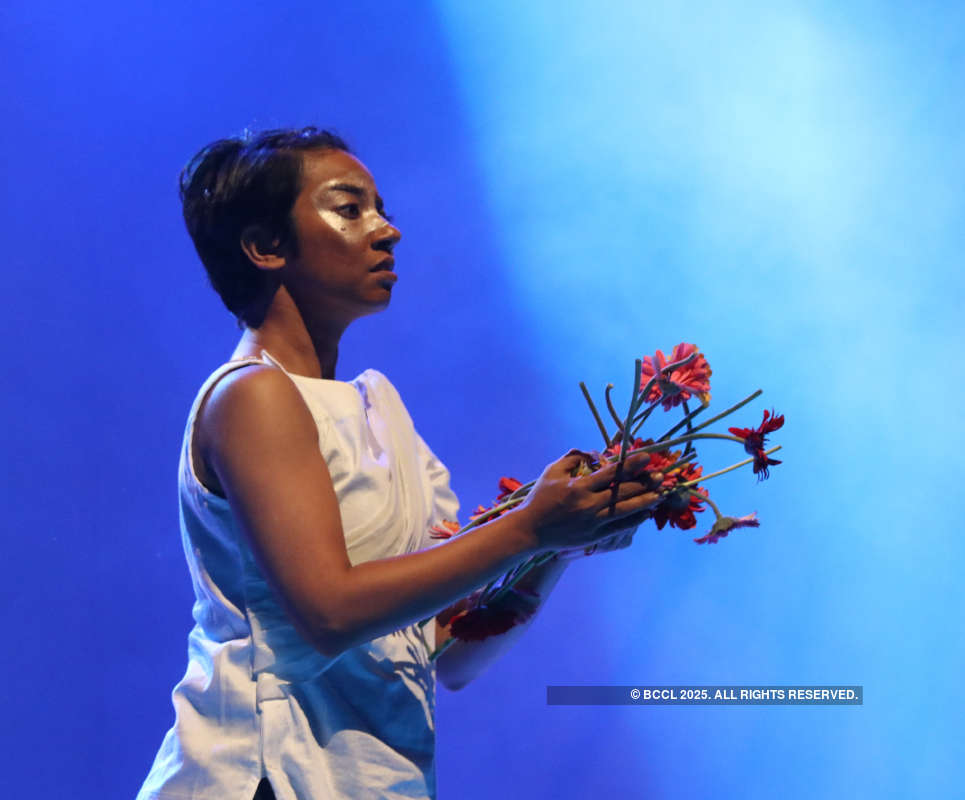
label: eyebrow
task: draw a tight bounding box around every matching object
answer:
[327,182,365,197]
[326,183,386,209]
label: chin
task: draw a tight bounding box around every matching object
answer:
[356,295,392,317]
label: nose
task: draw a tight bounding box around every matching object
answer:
[372,220,401,255]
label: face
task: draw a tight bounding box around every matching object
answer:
[284,148,401,323]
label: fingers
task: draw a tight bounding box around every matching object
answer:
[581,451,655,490]
[548,449,594,477]
[593,491,662,522]
[586,476,661,512]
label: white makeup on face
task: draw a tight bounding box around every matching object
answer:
[288,150,401,317]
[311,181,388,236]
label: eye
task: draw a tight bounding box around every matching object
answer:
[336,203,360,219]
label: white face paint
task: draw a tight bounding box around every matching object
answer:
[286,150,401,321]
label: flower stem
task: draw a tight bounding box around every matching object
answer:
[679,445,782,486]
[682,400,695,456]
[580,382,612,449]
[629,400,661,436]
[619,359,643,464]
[700,493,724,520]
[485,552,558,604]
[504,480,536,503]
[427,551,559,662]
[663,389,763,441]
[429,636,455,662]
[655,400,708,442]
[635,432,747,451]
[465,495,526,528]
[605,384,624,432]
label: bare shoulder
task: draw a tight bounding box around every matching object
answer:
[205,363,308,420]
[195,364,319,493]
[190,362,350,654]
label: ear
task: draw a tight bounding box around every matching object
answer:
[240,225,287,271]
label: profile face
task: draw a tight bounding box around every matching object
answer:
[285,148,402,321]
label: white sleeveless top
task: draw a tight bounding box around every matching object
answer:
[137,351,459,800]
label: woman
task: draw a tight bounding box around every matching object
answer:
[137,128,662,800]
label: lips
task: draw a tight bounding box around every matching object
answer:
[370,257,397,290]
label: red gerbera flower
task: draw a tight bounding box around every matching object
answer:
[644,446,684,483]
[602,437,682,489]
[652,464,708,530]
[694,512,760,544]
[496,476,523,500]
[428,519,461,540]
[728,409,784,481]
[448,605,521,642]
[640,343,712,411]
[603,433,646,461]
[469,504,494,522]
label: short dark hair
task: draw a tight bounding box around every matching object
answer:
[179,127,352,328]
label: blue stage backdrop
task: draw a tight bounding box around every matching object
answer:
[2,1,962,797]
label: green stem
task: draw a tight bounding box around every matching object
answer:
[427,551,558,662]
[504,479,536,503]
[604,384,624,432]
[672,450,699,468]
[682,400,695,456]
[463,494,526,529]
[429,635,455,662]
[700,492,724,520]
[680,445,782,486]
[619,359,643,465]
[636,432,747,451]
[629,400,661,437]
[417,484,538,627]
[654,400,708,442]
[663,389,762,441]
[580,382,612,449]
[479,548,541,600]
[485,552,558,605]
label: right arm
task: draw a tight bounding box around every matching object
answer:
[200,366,661,657]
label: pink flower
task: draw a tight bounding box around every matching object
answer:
[640,343,712,411]
[729,409,784,480]
[694,513,760,544]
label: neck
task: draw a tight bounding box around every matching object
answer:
[233,286,350,380]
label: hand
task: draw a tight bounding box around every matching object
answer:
[514,450,663,554]
[554,508,652,561]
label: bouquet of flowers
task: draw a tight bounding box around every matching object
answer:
[424,343,784,658]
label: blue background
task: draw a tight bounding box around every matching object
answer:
[2,1,962,797]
